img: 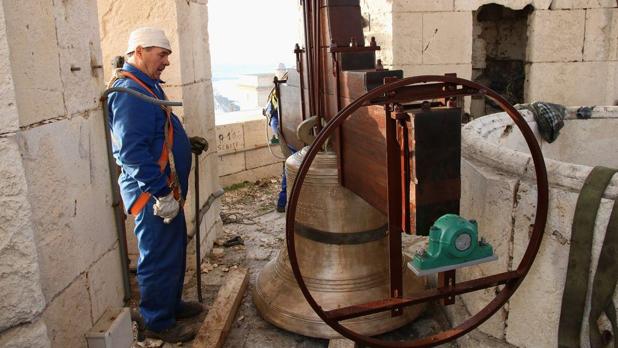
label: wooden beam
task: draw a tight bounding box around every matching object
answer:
[192,267,249,348]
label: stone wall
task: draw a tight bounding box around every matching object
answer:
[455,107,618,347]
[216,111,284,187]
[97,0,222,263]
[0,0,220,347]
[0,2,49,346]
[362,0,618,108]
[0,0,121,346]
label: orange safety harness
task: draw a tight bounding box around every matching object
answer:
[116,70,183,216]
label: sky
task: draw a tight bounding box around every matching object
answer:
[208,0,301,70]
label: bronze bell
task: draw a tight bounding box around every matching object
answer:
[253,148,425,338]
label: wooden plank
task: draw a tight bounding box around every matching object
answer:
[192,268,249,348]
[328,338,357,348]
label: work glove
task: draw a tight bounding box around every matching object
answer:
[153,192,179,224]
[190,136,208,155]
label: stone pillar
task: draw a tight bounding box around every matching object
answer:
[97,0,221,261]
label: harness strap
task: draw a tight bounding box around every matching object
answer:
[559,166,618,348]
[589,192,618,348]
[117,71,182,216]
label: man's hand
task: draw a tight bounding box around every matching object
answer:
[153,192,179,224]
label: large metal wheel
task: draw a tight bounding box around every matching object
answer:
[285,75,549,347]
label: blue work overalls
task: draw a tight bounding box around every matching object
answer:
[107,63,192,332]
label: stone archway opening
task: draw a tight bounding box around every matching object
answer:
[471,4,533,118]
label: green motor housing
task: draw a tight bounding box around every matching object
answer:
[408,214,497,276]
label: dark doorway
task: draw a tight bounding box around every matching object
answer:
[471,4,533,117]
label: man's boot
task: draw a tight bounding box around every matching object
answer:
[176,301,204,320]
[144,322,196,343]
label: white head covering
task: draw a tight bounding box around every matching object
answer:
[126,27,172,55]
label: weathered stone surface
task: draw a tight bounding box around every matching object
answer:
[19,114,117,301]
[361,0,394,66]
[507,181,616,348]
[53,0,103,116]
[243,118,277,150]
[189,2,212,82]
[550,0,616,9]
[42,274,93,348]
[3,0,65,127]
[182,81,216,141]
[97,0,181,84]
[216,122,244,155]
[0,320,51,348]
[0,4,18,135]
[87,245,124,322]
[392,13,423,66]
[422,12,473,64]
[218,152,246,177]
[455,0,552,10]
[0,137,46,331]
[462,110,618,347]
[245,147,284,170]
[527,10,586,62]
[584,8,618,62]
[459,160,519,339]
[543,118,618,168]
[393,0,453,12]
[525,61,617,105]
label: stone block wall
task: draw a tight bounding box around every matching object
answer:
[216,112,284,187]
[362,0,618,109]
[0,0,220,347]
[97,0,222,262]
[0,0,121,346]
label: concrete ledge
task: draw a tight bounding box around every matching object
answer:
[216,110,284,185]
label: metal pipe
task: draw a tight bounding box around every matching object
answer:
[193,151,203,303]
[101,98,132,303]
[102,87,183,107]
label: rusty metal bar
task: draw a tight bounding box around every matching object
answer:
[368,84,481,106]
[324,271,520,322]
[395,105,411,234]
[329,45,381,53]
[438,270,456,306]
[285,75,549,348]
[385,104,403,316]
[295,44,307,121]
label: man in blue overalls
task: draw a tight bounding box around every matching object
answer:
[107,27,201,343]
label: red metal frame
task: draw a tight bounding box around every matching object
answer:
[285,75,549,347]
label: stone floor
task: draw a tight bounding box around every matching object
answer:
[133,178,503,348]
